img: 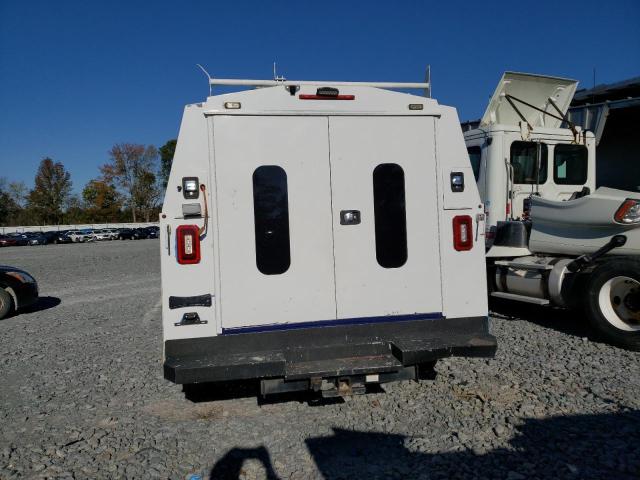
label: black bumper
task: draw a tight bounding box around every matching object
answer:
[164,316,496,385]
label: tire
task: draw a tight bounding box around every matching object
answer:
[0,288,13,320]
[585,258,640,351]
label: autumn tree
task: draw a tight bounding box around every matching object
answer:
[82,179,122,222]
[26,158,72,225]
[159,139,176,189]
[102,143,160,222]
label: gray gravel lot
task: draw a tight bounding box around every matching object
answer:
[0,241,638,479]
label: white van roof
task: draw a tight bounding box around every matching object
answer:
[480,72,578,129]
[199,84,441,117]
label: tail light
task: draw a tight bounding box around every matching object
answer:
[614,199,640,224]
[453,215,473,251]
[176,225,201,264]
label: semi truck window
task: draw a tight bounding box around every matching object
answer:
[510,141,548,185]
[252,166,291,275]
[554,144,588,185]
[373,163,407,268]
[467,146,481,181]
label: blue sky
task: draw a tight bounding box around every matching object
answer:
[1,0,638,193]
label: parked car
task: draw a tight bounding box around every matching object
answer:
[43,231,72,244]
[89,229,113,241]
[0,235,19,247]
[0,234,29,247]
[102,228,120,240]
[0,266,39,319]
[132,228,150,240]
[143,227,159,239]
[116,228,135,240]
[25,232,47,246]
[67,230,90,243]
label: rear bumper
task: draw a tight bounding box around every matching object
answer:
[164,315,496,385]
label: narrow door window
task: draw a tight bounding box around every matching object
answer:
[373,163,407,268]
[510,141,548,184]
[252,166,291,275]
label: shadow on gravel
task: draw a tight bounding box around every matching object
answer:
[184,382,389,406]
[183,380,259,402]
[208,409,640,479]
[209,446,279,480]
[19,296,61,315]
[490,298,592,339]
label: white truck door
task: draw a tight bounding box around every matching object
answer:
[213,116,336,330]
[329,116,443,319]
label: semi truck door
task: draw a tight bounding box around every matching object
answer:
[329,117,443,319]
[213,116,336,330]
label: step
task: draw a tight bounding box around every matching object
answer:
[495,260,553,271]
[391,334,497,364]
[491,291,550,305]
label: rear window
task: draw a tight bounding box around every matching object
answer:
[510,141,548,184]
[252,165,291,275]
[373,163,407,268]
[467,146,481,181]
[554,144,588,185]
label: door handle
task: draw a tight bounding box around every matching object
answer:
[340,210,361,225]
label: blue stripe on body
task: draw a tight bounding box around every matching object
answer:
[221,312,443,335]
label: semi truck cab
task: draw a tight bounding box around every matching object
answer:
[462,72,597,239]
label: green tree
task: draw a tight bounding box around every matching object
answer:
[159,139,176,189]
[102,143,160,222]
[26,158,72,225]
[0,178,29,226]
[64,195,87,224]
[8,181,28,208]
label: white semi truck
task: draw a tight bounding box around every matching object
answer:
[159,77,496,397]
[463,72,640,350]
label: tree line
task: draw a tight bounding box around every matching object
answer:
[0,140,176,227]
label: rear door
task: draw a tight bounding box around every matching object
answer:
[329,116,443,319]
[213,116,336,330]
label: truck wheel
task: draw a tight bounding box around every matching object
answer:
[0,288,13,320]
[585,259,640,351]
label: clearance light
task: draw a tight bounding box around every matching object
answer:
[177,225,201,264]
[453,215,473,251]
[614,199,640,224]
[224,102,241,109]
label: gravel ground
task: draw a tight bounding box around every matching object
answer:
[0,241,638,480]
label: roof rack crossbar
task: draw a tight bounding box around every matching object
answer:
[209,78,430,90]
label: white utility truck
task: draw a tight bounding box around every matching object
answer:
[160,76,496,397]
[463,72,640,350]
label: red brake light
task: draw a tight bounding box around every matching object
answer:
[453,215,473,251]
[176,225,201,264]
[299,94,355,100]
